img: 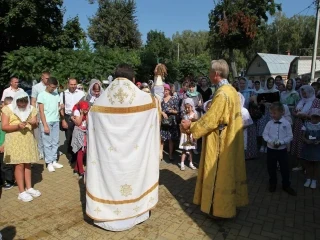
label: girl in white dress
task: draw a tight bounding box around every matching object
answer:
[179,98,198,170]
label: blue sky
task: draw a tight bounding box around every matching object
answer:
[63,0,315,42]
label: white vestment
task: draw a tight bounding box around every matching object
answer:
[86,78,160,231]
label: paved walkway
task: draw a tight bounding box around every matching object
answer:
[1,151,320,240]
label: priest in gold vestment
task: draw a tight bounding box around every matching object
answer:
[181,59,248,218]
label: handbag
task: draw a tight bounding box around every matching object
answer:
[161,115,176,127]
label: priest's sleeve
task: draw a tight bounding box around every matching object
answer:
[191,92,227,139]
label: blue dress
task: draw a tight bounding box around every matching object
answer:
[302,122,320,161]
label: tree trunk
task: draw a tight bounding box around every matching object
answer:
[229,48,238,79]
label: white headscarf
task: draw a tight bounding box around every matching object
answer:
[86,79,104,105]
[8,91,33,122]
[263,78,278,93]
[183,98,196,112]
[296,85,316,114]
[281,79,298,101]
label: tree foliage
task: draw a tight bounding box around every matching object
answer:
[267,13,315,56]
[172,30,209,58]
[0,0,85,56]
[209,0,281,77]
[1,47,141,85]
[88,0,142,49]
[145,30,173,60]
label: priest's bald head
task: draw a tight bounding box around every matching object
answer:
[114,64,135,82]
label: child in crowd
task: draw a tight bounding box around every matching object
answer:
[179,98,198,171]
[301,108,320,189]
[0,97,14,190]
[263,102,296,196]
[71,101,90,179]
[38,77,63,172]
[1,92,41,202]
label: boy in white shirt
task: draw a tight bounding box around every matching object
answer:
[263,102,296,196]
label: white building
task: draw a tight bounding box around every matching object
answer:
[288,56,320,80]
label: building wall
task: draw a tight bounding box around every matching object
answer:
[289,59,320,79]
[246,55,289,82]
[246,56,270,77]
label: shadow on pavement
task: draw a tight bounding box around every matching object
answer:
[0,225,16,240]
[31,163,44,186]
[159,168,230,238]
[78,178,94,225]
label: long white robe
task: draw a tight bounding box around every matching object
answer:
[86,78,160,231]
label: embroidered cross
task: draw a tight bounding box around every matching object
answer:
[113,88,128,104]
[133,206,140,212]
[108,146,116,152]
[114,208,121,215]
[94,207,101,214]
[120,184,133,197]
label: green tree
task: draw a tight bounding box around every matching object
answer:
[145,30,173,60]
[267,13,315,56]
[0,0,85,55]
[1,46,141,85]
[137,30,173,82]
[88,0,141,49]
[172,30,209,58]
[209,0,281,78]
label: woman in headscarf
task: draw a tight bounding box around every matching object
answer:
[239,77,255,109]
[169,83,178,98]
[1,92,41,202]
[256,77,280,153]
[182,81,203,117]
[85,79,104,107]
[281,79,300,110]
[291,85,320,171]
[253,80,263,93]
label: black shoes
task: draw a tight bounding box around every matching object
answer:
[269,185,297,196]
[283,187,297,196]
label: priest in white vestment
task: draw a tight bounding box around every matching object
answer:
[86,64,160,231]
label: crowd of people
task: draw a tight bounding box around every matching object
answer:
[0,60,319,232]
[234,75,320,193]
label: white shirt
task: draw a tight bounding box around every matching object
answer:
[60,89,85,115]
[263,117,293,150]
[1,87,25,101]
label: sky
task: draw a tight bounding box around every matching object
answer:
[63,0,316,43]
